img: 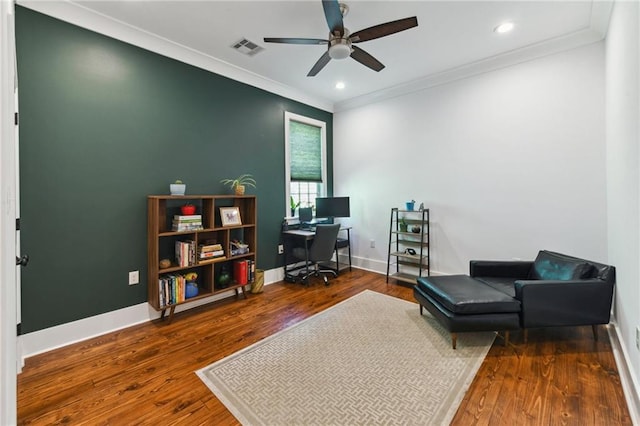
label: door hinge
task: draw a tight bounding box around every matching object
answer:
[15,218,20,231]
[14,112,18,125]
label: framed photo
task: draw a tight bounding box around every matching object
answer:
[220,207,242,226]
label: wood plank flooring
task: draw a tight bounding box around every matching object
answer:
[17,269,631,425]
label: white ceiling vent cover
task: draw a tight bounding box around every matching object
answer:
[232,38,264,56]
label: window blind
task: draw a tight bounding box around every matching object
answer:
[290,120,322,182]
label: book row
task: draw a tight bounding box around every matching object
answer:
[158,274,193,307]
[234,259,256,285]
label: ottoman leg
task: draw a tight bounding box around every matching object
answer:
[592,324,598,341]
[504,330,510,346]
[451,333,457,350]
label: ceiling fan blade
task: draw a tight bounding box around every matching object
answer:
[307,51,332,77]
[322,0,344,35]
[264,37,328,45]
[350,46,385,72]
[350,17,418,43]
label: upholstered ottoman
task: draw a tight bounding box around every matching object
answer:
[414,275,521,349]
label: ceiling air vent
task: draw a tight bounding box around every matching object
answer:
[232,38,264,56]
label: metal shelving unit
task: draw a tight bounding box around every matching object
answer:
[386,207,429,284]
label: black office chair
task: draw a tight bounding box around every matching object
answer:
[292,223,341,286]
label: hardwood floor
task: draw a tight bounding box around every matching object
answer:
[17,269,631,425]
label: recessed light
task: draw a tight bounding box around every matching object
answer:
[494,22,514,34]
[335,81,345,90]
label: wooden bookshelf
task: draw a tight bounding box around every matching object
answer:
[147,195,257,323]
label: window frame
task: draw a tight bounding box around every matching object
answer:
[284,111,327,217]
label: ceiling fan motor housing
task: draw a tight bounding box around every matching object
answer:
[329,36,352,59]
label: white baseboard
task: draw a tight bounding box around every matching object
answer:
[350,254,446,277]
[19,268,284,362]
[608,321,640,424]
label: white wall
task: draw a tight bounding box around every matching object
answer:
[334,42,606,275]
[606,0,640,411]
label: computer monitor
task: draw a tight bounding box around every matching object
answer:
[299,207,313,225]
[315,196,350,221]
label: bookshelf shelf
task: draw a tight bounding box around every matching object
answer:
[148,195,257,323]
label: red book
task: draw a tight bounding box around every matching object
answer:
[234,260,248,285]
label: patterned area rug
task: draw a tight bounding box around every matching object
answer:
[196,290,495,425]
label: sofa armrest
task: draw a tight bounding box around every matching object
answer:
[470,260,533,279]
[514,279,614,328]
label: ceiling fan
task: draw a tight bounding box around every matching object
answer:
[263,0,418,77]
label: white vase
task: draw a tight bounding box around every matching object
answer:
[170,183,186,195]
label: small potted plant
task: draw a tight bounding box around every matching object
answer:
[220,174,256,195]
[170,180,186,196]
[290,196,300,216]
[399,217,408,232]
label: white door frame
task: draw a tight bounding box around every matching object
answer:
[0,0,18,424]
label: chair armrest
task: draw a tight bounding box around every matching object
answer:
[470,260,533,278]
[514,279,614,328]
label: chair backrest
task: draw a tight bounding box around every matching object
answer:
[309,224,340,262]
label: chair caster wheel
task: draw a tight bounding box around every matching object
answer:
[323,276,329,286]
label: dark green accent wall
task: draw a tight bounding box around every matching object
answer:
[15,7,333,333]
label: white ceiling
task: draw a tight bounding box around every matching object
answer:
[23,1,612,111]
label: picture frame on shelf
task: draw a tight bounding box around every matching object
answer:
[220,207,242,226]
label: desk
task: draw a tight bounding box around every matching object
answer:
[282,227,352,281]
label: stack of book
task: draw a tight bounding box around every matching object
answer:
[158,274,186,307]
[172,215,203,231]
[233,259,255,285]
[175,240,196,267]
[199,243,225,261]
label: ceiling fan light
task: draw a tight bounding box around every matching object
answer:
[329,43,351,60]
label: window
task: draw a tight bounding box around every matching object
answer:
[285,112,327,217]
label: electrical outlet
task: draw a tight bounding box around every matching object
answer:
[636,326,640,350]
[278,244,284,255]
[370,239,375,248]
[128,270,139,285]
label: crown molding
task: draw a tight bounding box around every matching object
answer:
[335,25,607,112]
[335,0,613,112]
[16,0,335,113]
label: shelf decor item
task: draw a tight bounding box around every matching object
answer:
[290,195,300,216]
[184,272,198,298]
[170,180,186,196]
[405,199,415,211]
[181,203,196,215]
[220,174,256,195]
[220,207,242,226]
[399,217,408,232]
[218,265,231,288]
[185,281,198,298]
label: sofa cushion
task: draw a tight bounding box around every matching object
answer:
[474,276,516,298]
[416,275,521,315]
[529,250,595,281]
